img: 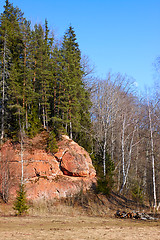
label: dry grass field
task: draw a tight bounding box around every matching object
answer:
[0,214,160,240]
[0,191,160,240]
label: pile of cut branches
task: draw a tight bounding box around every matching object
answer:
[115,210,158,221]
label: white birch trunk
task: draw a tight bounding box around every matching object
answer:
[1,34,6,141]
[42,106,46,129]
[18,109,24,185]
[120,115,126,193]
[70,121,72,139]
[21,135,24,184]
[148,101,157,209]
[103,131,107,176]
[111,126,114,162]
[120,116,136,193]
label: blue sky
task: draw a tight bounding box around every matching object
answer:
[1,0,160,91]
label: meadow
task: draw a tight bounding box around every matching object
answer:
[0,214,160,240]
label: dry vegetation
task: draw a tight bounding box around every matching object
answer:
[0,213,160,240]
[0,191,160,240]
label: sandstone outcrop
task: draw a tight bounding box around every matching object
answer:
[55,135,96,178]
[0,134,96,201]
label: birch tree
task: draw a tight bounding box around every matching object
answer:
[147,97,157,209]
[92,74,124,176]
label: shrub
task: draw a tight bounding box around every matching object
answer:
[131,182,144,204]
[47,131,58,153]
[96,177,112,196]
[94,150,114,196]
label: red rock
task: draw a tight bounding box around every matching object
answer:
[54,148,68,161]
[0,134,96,201]
[26,175,96,200]
[61,151,89,176]
[59,135,96,178]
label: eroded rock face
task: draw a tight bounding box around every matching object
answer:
[56,135,96,178]
[0,135,96,201]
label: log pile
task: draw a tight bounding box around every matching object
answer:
[115,210,158,220]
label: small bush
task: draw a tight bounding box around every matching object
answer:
[13,184,29,215]
[131,182,144,204]
[47,131,58,153]
[96,177,112,196]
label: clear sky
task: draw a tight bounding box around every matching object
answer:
[1,0,160,91]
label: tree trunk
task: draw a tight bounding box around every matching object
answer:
[120,115,126,193]
[18,107,24,185]
[148,101,157,209]
[70,120,72,139]
[1,33,6,142]
[120,116,136,193]
[21,134,24,184]
[2,154,10,203]
[103,131,107,176]
[42,104,46,129]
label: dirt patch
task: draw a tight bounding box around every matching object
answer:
[0,215,159,240]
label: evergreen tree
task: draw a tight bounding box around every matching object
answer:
[32,22,53,131]
[21,19,34,131]
[13,184,29,215]
[0,13,9,141]
[0,3,92,148]
[0,0,28,139]
[50,44,64,132]
[0,0,13,141]
[60,26,91,141]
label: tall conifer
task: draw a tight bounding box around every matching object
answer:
[60,26,91,141]
[0,0,26,139]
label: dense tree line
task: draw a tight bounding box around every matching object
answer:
[0,1,160,209]
[0,0,91,145]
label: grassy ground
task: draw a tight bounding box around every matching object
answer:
[0,191,160,240]
[0,214,160,240]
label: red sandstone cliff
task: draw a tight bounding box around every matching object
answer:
[0,133,96,201]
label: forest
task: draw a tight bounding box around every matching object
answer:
[0,0,160,209]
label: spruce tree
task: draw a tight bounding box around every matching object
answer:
[0,13,9,141]
[13,184,29,215]
[60,26,92,142]
[60,26,83,138]
[50,45,63,131]
[0,0,29,139]
[0,2,92,148]
[32,22,53,131]
[21,19,34,131]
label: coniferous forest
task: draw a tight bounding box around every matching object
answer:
[1,1,160,209]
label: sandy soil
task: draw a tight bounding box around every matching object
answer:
[0,214,159,240]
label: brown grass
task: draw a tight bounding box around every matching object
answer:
[0,214,160,240]
[0,191,160,240]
